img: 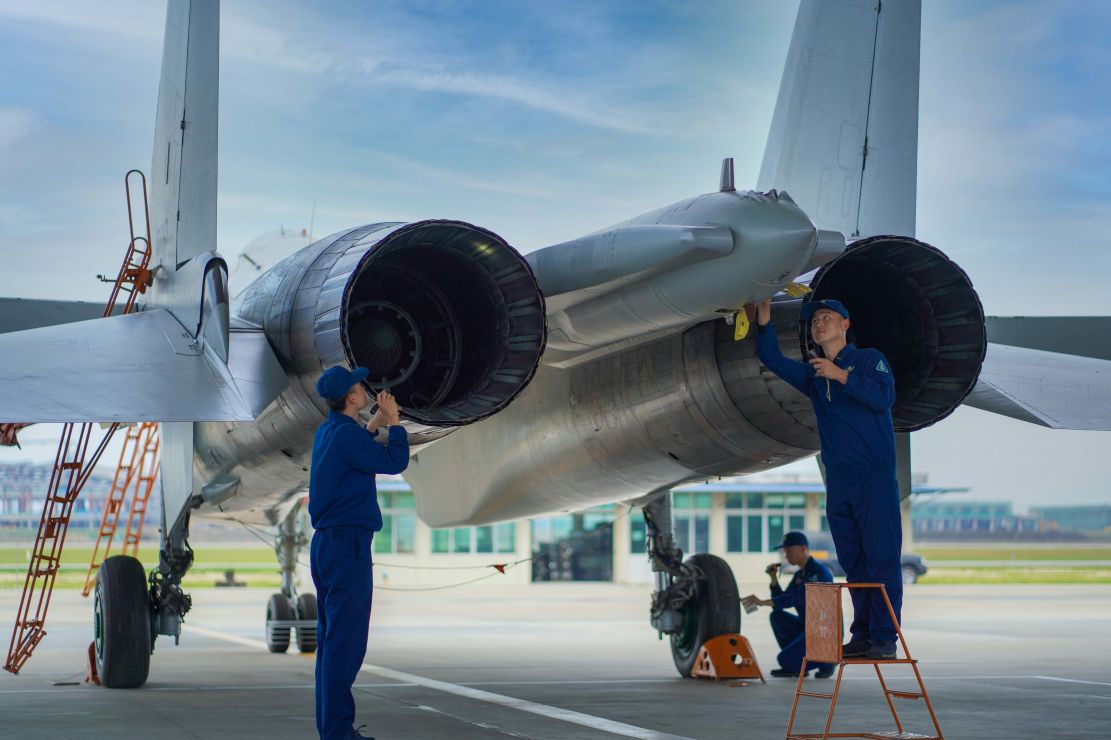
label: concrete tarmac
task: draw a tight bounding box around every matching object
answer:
[1,582,1108,739]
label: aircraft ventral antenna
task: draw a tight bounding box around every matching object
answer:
[719,158,735,192]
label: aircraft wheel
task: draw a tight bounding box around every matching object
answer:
[296,593,318,654]
[901,565,919,584]
[94,555,151,689]
[266,593,295,653]
[670,553,740,677]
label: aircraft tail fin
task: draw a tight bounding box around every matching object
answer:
[757,0,921,239]
[149,0,220,324]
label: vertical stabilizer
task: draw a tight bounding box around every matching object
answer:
[150,0,219,276]
[757,0,920,238]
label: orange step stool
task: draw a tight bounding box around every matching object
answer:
[784,583,944,740]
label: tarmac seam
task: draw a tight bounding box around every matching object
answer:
[185,623,694,740]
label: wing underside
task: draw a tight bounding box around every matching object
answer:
[965,343,1111,430]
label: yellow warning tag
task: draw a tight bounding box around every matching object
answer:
[784,282,812,298]
[733,310,750,341]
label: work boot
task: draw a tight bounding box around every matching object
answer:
[842,638,871,658]
[866,640,898,660]
[770,668,801,678]
[814,665,835,679]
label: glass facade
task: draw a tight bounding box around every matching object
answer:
[431,522,517,554]
[724,491,808,553]
[374,491,416,554]
[672,491,711,554]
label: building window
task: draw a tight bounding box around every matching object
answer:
[672,491,711,554]
[431,523,517,554]
[374,491,416,555]
[630,517,646,554]
[725,489,807,553]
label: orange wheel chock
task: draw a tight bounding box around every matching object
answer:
[690,634,765,683]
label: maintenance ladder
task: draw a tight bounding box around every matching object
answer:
[784,583,944,740]
[81,422,160,596]
[3,170,155,675]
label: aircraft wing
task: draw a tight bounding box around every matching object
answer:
[964,343,1111,430]
[0,309,285,423]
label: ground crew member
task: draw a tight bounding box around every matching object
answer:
[743,531,835,678]
[310,366,409,740]
[755,298,902,660]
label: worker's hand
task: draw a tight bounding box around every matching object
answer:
[376,390,401,426]
[809,357,849,384]
[756,298,772,326]
[765,562,780,580]
[742,595,773,610]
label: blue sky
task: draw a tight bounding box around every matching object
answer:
[1,1,1109,509]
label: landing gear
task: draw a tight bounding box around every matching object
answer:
[668,553,740,675]
[642,495,741,677]
[295,593,318,653]
[93,555,151,688]
[265,502,317,654]
[266,593,295,653]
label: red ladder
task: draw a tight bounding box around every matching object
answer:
[121,423,160,557]
[3,170,155,675]
[81,423,159,596]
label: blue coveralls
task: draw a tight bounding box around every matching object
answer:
[770,556,835,673]
[309,412,409,740]
[756,323,903,646]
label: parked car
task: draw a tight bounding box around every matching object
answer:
[800,530,928,584]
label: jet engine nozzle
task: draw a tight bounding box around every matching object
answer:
[805,235,986,432]
[340,220,546,426]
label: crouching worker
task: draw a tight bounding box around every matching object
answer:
[742,531,835,679]
[310,366,409,740]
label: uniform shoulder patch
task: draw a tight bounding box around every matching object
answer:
[876,358,889,373]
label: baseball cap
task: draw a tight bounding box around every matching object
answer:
[316,365,369,399]
[776,531,809,549]
[801,299,850,323]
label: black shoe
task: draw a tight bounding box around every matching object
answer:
[814,665,835,679]
[842,638,871,658]
[351,725,375,739]
[770,668,801,678]
[866,640,898,660]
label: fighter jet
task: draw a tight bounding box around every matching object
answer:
[2,0,1109,687]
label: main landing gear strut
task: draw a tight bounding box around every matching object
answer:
[643,495,740,676]
[265,502,317,654]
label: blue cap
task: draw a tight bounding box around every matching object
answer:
[801,299,850,323]
[776,531,809,549]
[316,365,369,399]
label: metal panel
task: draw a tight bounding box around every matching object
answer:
[0,309,255,423]
[804,584,842,664]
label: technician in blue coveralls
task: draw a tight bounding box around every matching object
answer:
[754,298,902,661]
[310,366,409,740]
[742,531,835,678]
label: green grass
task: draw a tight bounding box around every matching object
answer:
[916,546,1111,562]
[920,567,1111,585]
[0,545,278,569]
[0,544,284,589]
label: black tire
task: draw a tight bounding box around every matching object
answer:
[266,593,295,653]
[296,593,318,654]
[901,565,919,584]
[670,553,741,677]
[94,555,151,689]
